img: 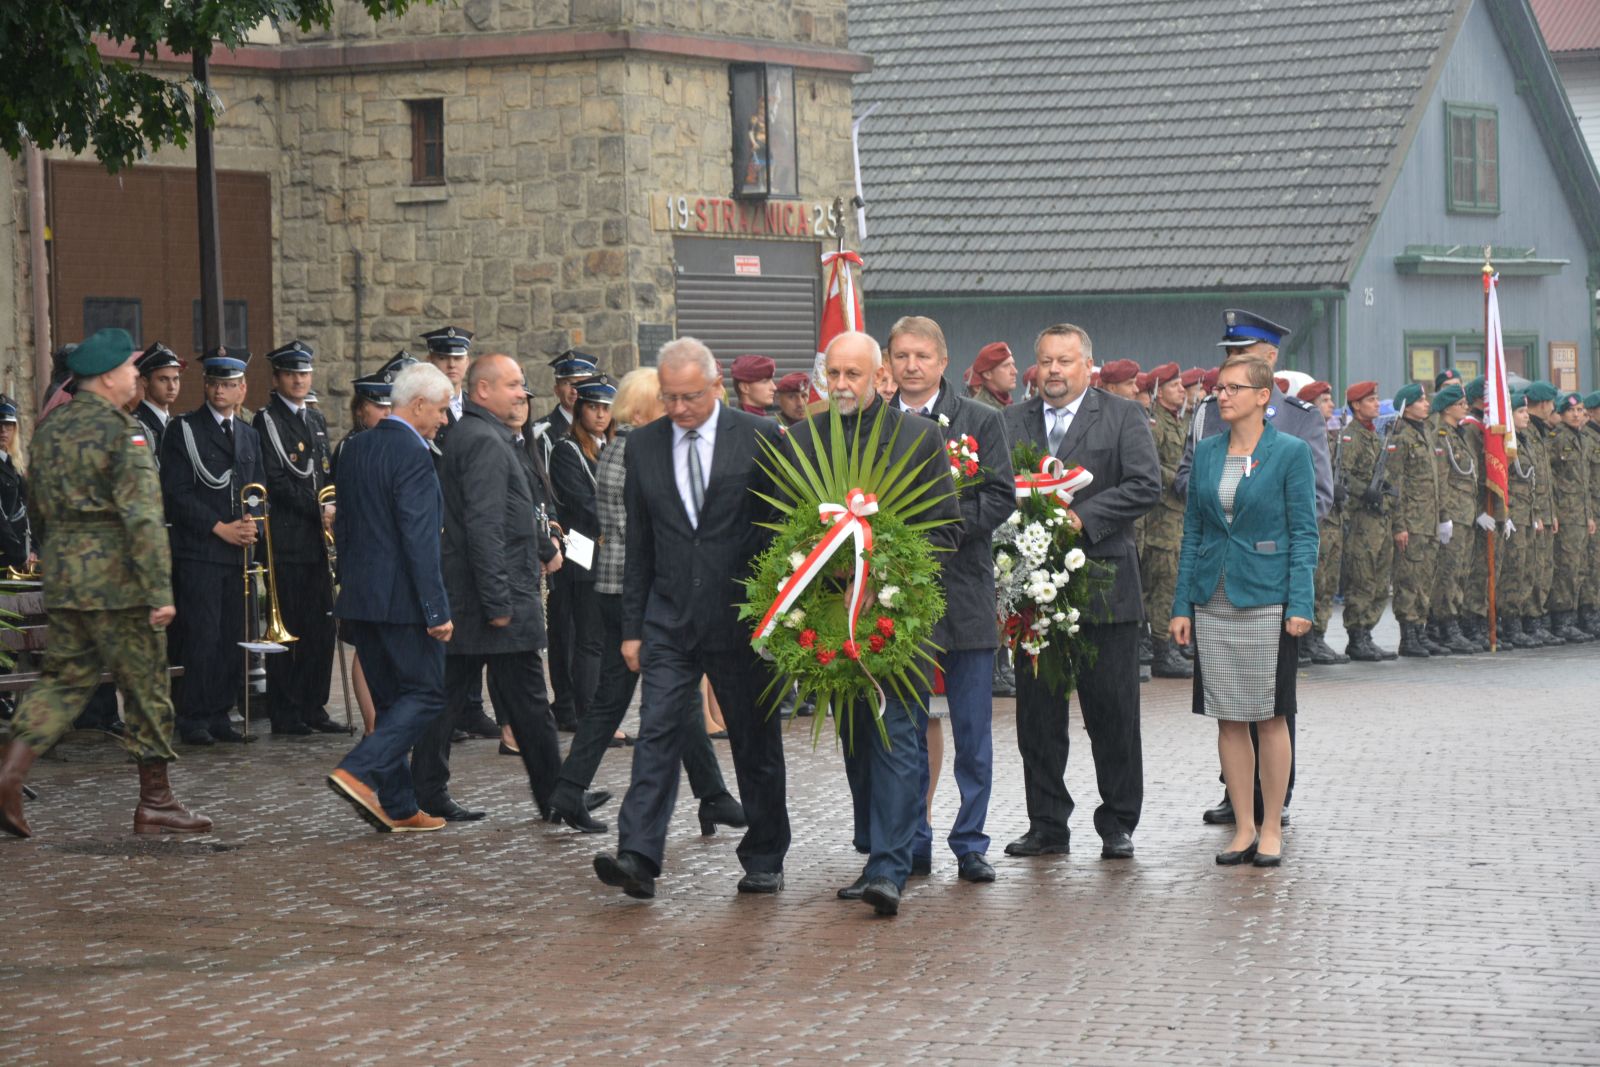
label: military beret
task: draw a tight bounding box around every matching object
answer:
[1180,367,1206,388]
[1509,391,1528,410]
[1393,383,1424,409]
[68,328,137,377]
[1464,377,1486,403]
[1218,309,1290,348]
[1201,367,1219,393]
[1150,361,1180,386]
[1584,391,1600,411]
[1557,391,1585,412]
[1098,359,1139,385]
[1023,365,1039,387]
[1298,380,1332,403]
[1430,384,1466,413]
[1525,381,1559,404]
[1434,367,1463,390]
[1135,372,1152,392]
[971,341,1012,375]
[1345,380,1378,404]
[1273,376,1291,395]
[775,372,810,394]
[730,354,776,383]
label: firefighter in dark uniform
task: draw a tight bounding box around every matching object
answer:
[0,396,30,573]
[133,342,184,462]
[159,347,264,745]
[423,326,472,452]
[253,340,342,735]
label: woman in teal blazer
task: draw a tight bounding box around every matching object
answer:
[1169,356,1318,868]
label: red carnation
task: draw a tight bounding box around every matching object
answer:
[816,648,836,665]
[964,460,979,477]
[868,634,886,653]
[876,617,895,637]
[842,640,861,661]
[798,629,817,650]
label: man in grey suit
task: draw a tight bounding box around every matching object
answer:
[1000,323,1162,860]
[1174,310,1334,828]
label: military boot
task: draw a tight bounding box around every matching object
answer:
[1397,621,1432,657]
[1440,618,1479,654]
[1551,611,1590,643]
[1581,607,1600,637]
[1465,615,1493,651]
[1504,615,1540,649]
[1420,621,1453,656]
[1150,638,1193,678]
[1345,626,1383,662]
[133,761,213,835]
[1138,631,1154,666]
[0,741,38,838]
[1528,615,1565,646]
[1309,628,1350,664]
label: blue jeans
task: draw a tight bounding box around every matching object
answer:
[842,692,928,888]
[917,649,995,859]
[335,620,447,821]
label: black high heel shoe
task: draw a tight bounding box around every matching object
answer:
[1252,849,1282,867]
[1215,837,1259,866]
[697,793,747,836]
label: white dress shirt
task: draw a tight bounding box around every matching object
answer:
[897,389,941,417]
[449,391,463,419]
[140,400,169,428]
[672,402,719,524]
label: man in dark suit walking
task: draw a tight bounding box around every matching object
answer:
[160,347,265,745]
[593,337,789,899]
[1000,323,1161,860]
[411,353,567,823]
[885,315,1015,886]
[326,362,455,833]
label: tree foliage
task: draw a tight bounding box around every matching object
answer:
[1,1,434,173]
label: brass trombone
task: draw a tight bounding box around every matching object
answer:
[242,482,296,648]
[318,484,355,733]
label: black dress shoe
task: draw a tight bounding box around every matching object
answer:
[1004,829,1070,856]
[555,719,579,734]
[212,724,257,743]
[958,852,996,883]
[584,789,612,811]
[1216,838,1259,866]
[861,877,901,916]
[736,871,783,894]
[910,854,932,876]
[461,712,500,739]
[431,799,488,822]
[449,729,470,744]
[698,792,747,835]
[180,727,216,746]
[550,796,608,833]
[1202,795,1235,825]
[1252,850,1282,867]
[271,722,313,737]
[498,742,521,756]
[305,718,347,734]
[1100,831,1135,859]
[607,733,635,748]
[837,873,870,900]
[594,851,655,899]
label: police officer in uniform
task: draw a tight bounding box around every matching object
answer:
[1177,311,1331,827]
[160,347,264,744]
[1425,384,1482,654]
[423,326,472,451]
[1547,392,1594,642]
[253,340,342,734]
[1296,381,1350,664]
[1142,361,1192,678]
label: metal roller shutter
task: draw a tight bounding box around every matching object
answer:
[671,237,820,381]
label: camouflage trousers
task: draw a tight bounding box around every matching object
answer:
[1390,533,1438,624]
[1548,520,1590,613]
[1312,514,1343,632]
[12,607,179,763]
[1462,523,1492,619]
[1429,524,1473,619]
[1527,526,1554,614]
[1586,526,1600,609]
[1496,524,1533,616]
[1342,510,1393,628]
[1140,536,1180,637]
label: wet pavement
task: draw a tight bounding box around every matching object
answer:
[2,608,1597,1065]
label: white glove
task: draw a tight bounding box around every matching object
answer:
[1501,519,1516,539]
[1534,519,1544,533]
[1436,520,1453,545]
[1475,512,1495,531]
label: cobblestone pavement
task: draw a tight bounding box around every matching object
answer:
[2,609,1597,1065]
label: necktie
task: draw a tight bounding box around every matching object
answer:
[916,407,931,418]
[222,418,233,447]
[1047,408,1066,453]
[685,430,705,525]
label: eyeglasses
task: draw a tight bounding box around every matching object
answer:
[658,389,709,407]
[1215,383,1267,397]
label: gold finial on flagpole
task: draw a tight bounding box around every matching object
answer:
[1483,244,1492,275]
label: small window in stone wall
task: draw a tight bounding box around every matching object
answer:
[83,297,142,345]
[191,299,249,353]
[410,99,445,185]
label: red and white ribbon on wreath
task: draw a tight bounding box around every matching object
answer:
[1014,456,1094,508]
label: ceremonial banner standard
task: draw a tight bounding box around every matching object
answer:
[812,249,864,404]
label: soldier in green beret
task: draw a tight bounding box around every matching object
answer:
[1426,384,1481,653]
[1456,377,1493,648]
[1520,382,1563,644]
[1388,383,1449,656]
[0,329,211,838]
[1498,393,1543,647]
[1547,393,1594,641]
[1582,391,1600,635]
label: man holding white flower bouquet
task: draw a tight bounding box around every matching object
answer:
[999,324,1161,860]
[886,316,1016,885]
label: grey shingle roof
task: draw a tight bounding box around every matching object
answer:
[849,0,1461,294]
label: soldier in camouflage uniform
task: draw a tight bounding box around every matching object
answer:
[1424,384,1482,653]
[1582,391,1600,635]
[0,330,211,839]
[1142,361,1192,677]
[1297,381,1350,664]
[1457,378,1494,648]
[1497,394,1543,648]
[1547,392,1594,642]
[1519,383,1563,645]
[1387,383,1448,657]
[1340,381,1398,660]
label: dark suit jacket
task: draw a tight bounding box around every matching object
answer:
[439,401,545,654]
[622,403,782,651]
[1001,389,1161,624]
[1173,422,1317,621]
[252,393,331,564]
[894,380,1015,651]
[333,417,449,628]
[0,454,28,569]
[135,402,169,466]
[160,406,264,565]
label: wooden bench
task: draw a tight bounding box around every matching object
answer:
[0,586,184,694]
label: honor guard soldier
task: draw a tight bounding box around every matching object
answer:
[1339,380,1397,660]
[730,355,778,416]
[160,346,265,745]
[1143,361,1192,678]
[1296,381,1350,664]
[1499,393,1545,647]
[1547,392,1594,642]
[254,340,343,734]
[422,326,473,450]
[0,396,30,571]
[1582,391,1600,635]
[1425,384,1483,654]
[134,342,184,463]
[1388,383,1447,657]
[1520,382,1563,644]
[1457,378,1495,648]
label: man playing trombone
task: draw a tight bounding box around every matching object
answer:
[253,341,341,736]
[159,346,264,746]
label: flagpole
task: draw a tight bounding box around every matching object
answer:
[1483,246,1498,651]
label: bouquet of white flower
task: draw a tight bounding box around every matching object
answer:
[993,442,1112,696]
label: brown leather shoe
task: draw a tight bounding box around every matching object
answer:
[0,741,38,839]
[327,769,395,832]
[133,761,213,834]
[388,810,446,832]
